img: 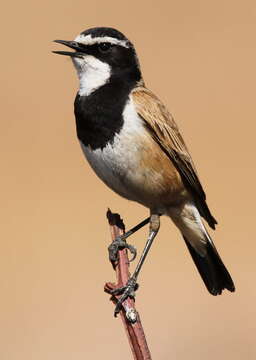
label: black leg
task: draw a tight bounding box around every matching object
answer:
[108,216,150,262]
[110,214,160,316]
[121,217,151,240]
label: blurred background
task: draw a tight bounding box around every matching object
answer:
[1,0,256,359]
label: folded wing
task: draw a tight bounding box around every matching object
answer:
[132,86,217,229]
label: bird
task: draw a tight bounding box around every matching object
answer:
[53,27,235,315]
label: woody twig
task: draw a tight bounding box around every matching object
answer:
[104,209,152,360]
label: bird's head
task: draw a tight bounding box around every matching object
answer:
[53,27,142,96]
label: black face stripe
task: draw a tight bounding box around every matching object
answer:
[76,42,137,69]
[76,43,110,57]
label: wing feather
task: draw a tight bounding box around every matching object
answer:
[132,86,217,229]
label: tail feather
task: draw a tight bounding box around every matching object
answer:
[183,235,235,295]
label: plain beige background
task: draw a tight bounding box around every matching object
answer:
[1,0,256,359]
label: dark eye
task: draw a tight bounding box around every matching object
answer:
[98,42,112,53]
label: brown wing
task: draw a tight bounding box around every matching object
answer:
[132,86,217,229]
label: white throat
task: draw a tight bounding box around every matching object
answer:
[72,55,111,97]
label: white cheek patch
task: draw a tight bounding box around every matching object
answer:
[72,55,111,96]
[74,33,128,48]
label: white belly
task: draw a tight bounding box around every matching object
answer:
[80,98,146,201]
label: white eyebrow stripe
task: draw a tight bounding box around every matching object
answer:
[74,34,129,48]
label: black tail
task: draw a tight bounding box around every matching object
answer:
[183,236,235,295]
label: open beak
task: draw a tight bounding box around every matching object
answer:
[52,40,84,58]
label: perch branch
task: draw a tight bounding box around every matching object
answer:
[104,209,152,360]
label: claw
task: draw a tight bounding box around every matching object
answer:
[109,277,139,317]
[126,243,137,262]
[110,285,127,296]
[108,236,137,262]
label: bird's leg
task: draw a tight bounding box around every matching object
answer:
[110,214,160,317]
[108,216,150,262]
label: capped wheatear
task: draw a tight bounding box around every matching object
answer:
[53,27,235,315]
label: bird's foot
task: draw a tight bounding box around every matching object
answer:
[110,277,139,317]
[108,235,137,262]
